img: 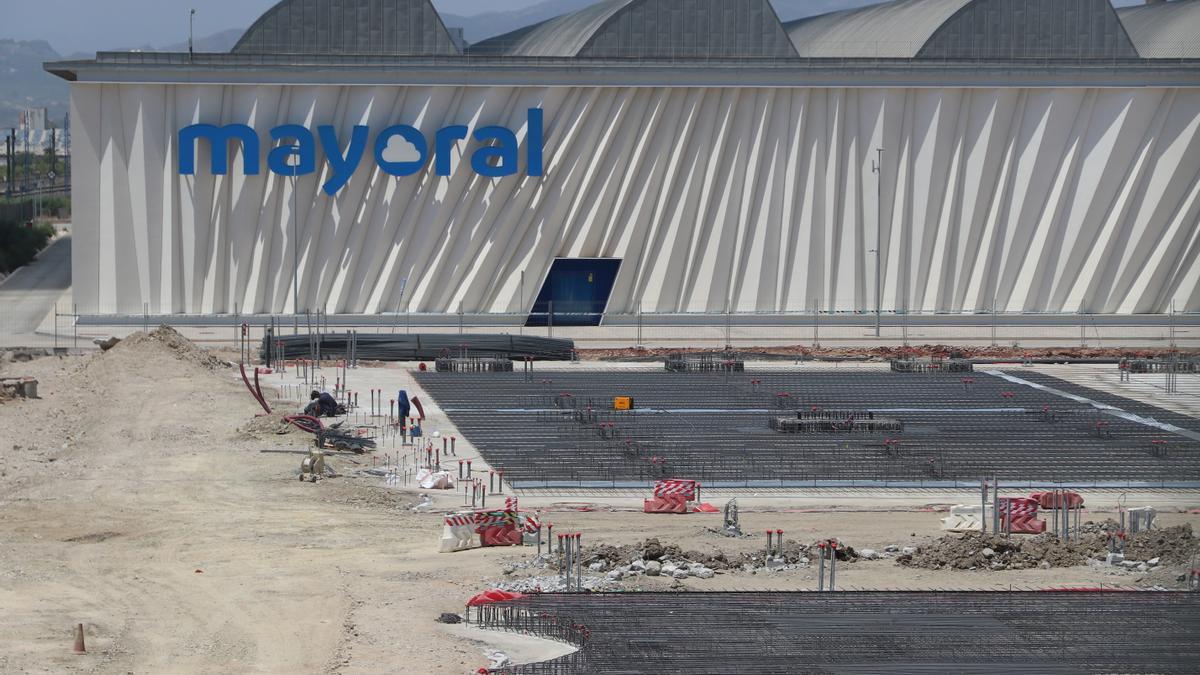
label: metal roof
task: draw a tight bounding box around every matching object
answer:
[470,0,798,59]
[917,0,1139,60]
[784,0,1140,60]
[44,0,1200,79]
[784,0,971,58]
[1118,0,1200,59]
[468,0,632,57]
[233,0,460,55]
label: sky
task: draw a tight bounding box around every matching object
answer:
[4,0,1151,57]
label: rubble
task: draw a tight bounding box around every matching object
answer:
[898,524,1198,572]
[490,575,614,593]
[0,377,37,402]
[1122,524,1198,564]
[571,537,862,581]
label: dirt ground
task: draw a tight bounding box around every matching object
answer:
[1,335,1198,673]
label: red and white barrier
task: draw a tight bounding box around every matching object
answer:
[1030,491,1084,509]
[440,513,480,552]
[644,479,701,514]
[1000,497,1046,534]
[441,509,539,552]
[653,479,698,500]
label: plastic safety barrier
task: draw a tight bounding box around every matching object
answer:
[654,479,699,500]
[1031,491,1084,509]
[1000,497,1046,534]
[643,495,689,514]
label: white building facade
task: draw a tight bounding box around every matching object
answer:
[48,0,1200,318]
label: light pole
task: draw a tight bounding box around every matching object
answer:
[282,154,298,333]
[188,9,196,62]
[871,148,884,338]
[290,161,300,334]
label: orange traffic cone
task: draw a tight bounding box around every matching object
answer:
[72,623,86,654]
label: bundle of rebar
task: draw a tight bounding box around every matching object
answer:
[664,352,745,373]
[1125,358,1200,374]
[769,416,903,433]
[890,357,973,373]
[435,357,515,373]
[262,333,574,362]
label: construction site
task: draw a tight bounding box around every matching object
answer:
[2,326,1199,673]
[4,0,1200,671]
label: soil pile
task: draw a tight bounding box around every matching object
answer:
[105,326,226,371]
[1123,524,1198,565]
[898,532,1101,570]
[899,524,1199,571]
[241,413,303,438]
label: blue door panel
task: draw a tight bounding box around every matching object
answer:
[527,258,621,327]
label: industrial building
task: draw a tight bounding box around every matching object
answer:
[46,0,1200,322]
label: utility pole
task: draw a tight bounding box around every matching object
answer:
[23,119,30,193]
[10,127,16,196]
[4,131,10,197]
[872,148,884,337]
[63,112,70,186]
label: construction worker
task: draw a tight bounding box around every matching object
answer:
[305,390,339,418]
[397,389,412,422]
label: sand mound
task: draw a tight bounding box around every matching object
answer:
[105,326,226,371]
[240,413,302,438]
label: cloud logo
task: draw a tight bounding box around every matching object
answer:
[382,134,422,164]
[374,126,429,177]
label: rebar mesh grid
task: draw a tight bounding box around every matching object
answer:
[476,591,1200,674]
[415,370,1200,487]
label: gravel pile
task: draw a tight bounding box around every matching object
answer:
[492,574,614,593]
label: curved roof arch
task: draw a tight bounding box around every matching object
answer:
[233,0,460,56]
[785,0,1140,60]
[917,0,1139,60]
[784,0,971,59]
[470,0,798,59]
[1117,0,1200,59]
[468,0,632,57]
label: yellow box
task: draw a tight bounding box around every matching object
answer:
[613,396,634,411]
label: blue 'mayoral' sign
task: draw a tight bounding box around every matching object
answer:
[178,108,544,195]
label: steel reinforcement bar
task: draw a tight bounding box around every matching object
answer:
[475,591,1200,674]
[416,370,1200,487]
